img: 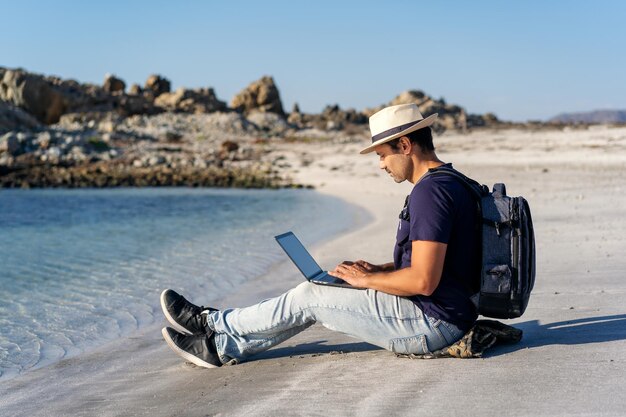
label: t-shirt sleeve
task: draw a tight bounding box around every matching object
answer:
[408,179,454,244]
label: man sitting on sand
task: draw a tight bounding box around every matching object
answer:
[160,103,479,368]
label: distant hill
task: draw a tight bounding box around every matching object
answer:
[549,110,626,124]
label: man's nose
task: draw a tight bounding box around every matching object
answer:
[379,159,386,170]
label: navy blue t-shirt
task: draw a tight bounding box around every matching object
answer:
[393,164,479,331]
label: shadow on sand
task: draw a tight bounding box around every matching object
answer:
[488,313,626,356]
[256,314,626,361]
[256,340,381,360]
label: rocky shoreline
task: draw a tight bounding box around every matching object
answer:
[0,66,567,189]
[0,162,282,189]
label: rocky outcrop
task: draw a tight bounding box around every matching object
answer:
[128,84,143,95]
[387,90,462,131]
[320,105,367,128]
[0,162,280,189]
[288,104,366,131]
[0,111,291,188]
[0,68,161,124]
[154,87,227,113]
[365,90,498,132]
[231,76,285,115]
[0,66,517,189]
[0,69,69,124]
[144,74,171,97]
[103,74,126,93]
[0,101,41,134]
[1,66,506,136]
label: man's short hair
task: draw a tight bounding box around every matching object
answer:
[387,127,434,153]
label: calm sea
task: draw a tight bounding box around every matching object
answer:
[0,188,358,380]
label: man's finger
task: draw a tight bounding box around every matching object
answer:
[355,260,374,271]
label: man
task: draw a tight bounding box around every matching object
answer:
[160,103,479,368]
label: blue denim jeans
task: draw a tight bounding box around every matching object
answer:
[207,282,466,364]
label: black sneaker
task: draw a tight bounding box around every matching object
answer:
[160,289,217,335]
[161,327,222,368]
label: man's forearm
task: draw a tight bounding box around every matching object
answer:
[361,267,433,297]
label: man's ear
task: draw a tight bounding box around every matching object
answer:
[399,136,412,154]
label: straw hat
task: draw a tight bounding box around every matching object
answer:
[360,104,438,154]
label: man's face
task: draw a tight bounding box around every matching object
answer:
[374,142,410,183]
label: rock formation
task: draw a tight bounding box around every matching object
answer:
[288,104,366,131]
[0,68,161,124]
[103,74,126,93]
[368,90,497,131]
[0,66,515,189]
[144,74,171,97]
[0,101,41,134]
[128,84,143,95]
[154,87,226,113]
[0,69,69,124]
[231,76,285,115]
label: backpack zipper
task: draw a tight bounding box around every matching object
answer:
[512,198,520,294]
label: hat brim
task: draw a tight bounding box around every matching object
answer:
[359,113,438,154]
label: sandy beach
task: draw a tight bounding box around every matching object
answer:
[1,126,625,416]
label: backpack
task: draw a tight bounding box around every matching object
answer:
[425,166,536,319]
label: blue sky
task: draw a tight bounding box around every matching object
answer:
[2,0,625,121]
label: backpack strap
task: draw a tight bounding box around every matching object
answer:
[423,165,488,199]
[423,165,486,300]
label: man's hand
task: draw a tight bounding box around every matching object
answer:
[330,260,379,288]
[354,260,386,272]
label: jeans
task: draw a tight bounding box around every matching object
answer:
[207,282,466,364]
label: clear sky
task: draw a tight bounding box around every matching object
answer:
[2,0,625,121]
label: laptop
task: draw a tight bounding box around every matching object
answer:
[274,231,361,289]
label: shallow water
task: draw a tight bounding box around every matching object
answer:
[0,187,356,380]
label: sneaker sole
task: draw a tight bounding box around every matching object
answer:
[161,328,218,369]
[160,289,193,336]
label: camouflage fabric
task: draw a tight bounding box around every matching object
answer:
[396,319,523,359]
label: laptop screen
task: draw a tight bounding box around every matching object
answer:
[275,232,323,279]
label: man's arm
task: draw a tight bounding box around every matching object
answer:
[331,240,447,296]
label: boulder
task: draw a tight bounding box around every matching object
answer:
[0,101,41,134]
[482,112,499,125]
[0,132,21,155]
[231,76,285,115]
[154,87,226,113]
[144,74,171,97]
[389,90,429,107]
[221,140,239,153]
[0,69,67,124]
[103,74,126,93]
[117,94,159,117]
[128,83,143,95]
[288,104,366,130]
[321,104,367,125]
[0,68,133,124]
[246,111,290,135]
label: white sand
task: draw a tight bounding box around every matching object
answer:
[1,126,625,416]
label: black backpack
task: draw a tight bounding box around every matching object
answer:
[425,166,536,319]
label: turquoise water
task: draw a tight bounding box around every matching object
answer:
[0,188,358,380]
